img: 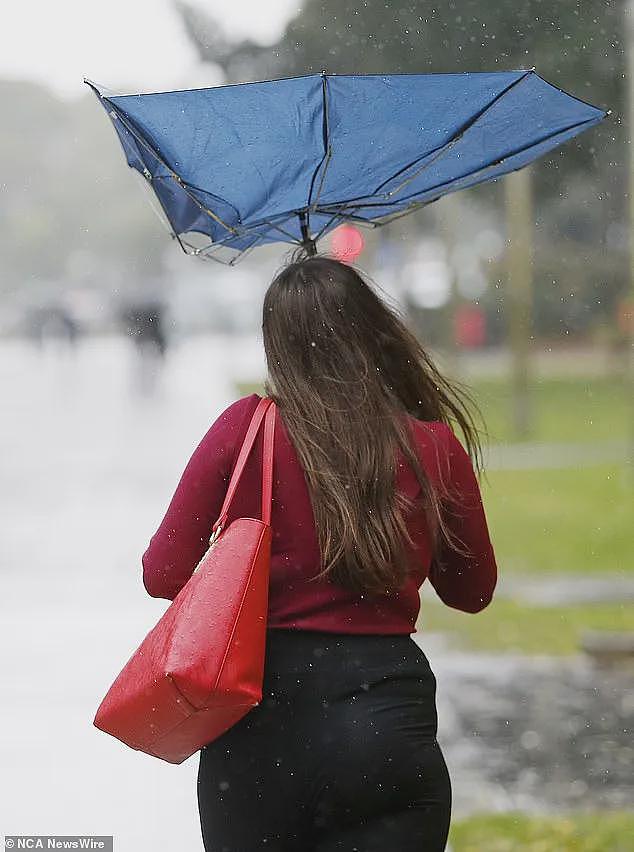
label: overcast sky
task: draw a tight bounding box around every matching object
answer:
[1,0,300,99]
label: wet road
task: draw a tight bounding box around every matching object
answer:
[414,632,633,817]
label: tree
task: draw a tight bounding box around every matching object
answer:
[176,0,621,221]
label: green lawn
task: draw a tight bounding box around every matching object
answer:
[449,810,634,851]
[482,464,633,575]
[469,376,630,445]
[416,595,634,656]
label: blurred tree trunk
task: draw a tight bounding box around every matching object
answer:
[626,0,634,484]
[435,194,461,380]
[504,166,534,440]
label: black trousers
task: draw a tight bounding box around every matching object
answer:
[197,628,452,851]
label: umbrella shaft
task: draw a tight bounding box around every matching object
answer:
[299,211,317,255]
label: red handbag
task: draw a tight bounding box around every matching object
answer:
[93,396,276,764]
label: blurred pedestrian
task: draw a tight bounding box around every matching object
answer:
[142,253,498,851]
[25,303,81,351]
[121,298,168,395]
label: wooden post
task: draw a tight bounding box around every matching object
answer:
[436,194,462,380]
[504,166,534,440]
[626,1,634,483]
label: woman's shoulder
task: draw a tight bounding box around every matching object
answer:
[406,416,468,472]
[407,415,453,443]
[205,393,263,438]
[221,392,263,418]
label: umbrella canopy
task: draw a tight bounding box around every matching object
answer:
[85,70,608,263]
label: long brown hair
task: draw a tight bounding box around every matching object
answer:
[262,250,487,597]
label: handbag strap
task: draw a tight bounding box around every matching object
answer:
[210,397,276,540]
[260,399,276,526]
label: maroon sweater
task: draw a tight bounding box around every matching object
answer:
[142,393,498,634]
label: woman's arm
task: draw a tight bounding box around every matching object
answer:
[427,422,498,614]
[142,394,259,600]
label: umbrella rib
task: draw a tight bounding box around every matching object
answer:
[319,213,380,228]
[317,113,603,216]
[313,205,357,242]
[191,247,237,266]
[170,177,242,223]
[254,216,302,242]
[162,178,239,237]
[236,210,319,244]
[89,90,190,252]
[357,200,434,227]
[132,173,191,255]
[314,68,536,213]
[307,72,333,214]
[177,225,252,260]
[201,232,265,264]
[238,207,313,234]
[372,69,536,201]
[102,99,240,236]
[188,244,234,264]
[129,168,181,240]
[228,233,269,264]
[195,213,300,251]
[228,236,265,265]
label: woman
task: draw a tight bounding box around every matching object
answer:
[142,253,498,851]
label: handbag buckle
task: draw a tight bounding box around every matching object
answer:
[209,523,224,547]
[192,523,224,575]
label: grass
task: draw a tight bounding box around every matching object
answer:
[416,595,634,655]
[481,464,633,575]
[448,810,634,851]
[468,376,630,445]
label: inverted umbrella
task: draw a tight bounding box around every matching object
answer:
[85,70,608,263]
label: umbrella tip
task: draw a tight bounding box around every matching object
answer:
[83,78,100,95]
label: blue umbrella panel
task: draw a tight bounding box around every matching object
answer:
[85,70,608,264]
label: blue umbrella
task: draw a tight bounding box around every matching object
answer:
[85,70,608,263]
